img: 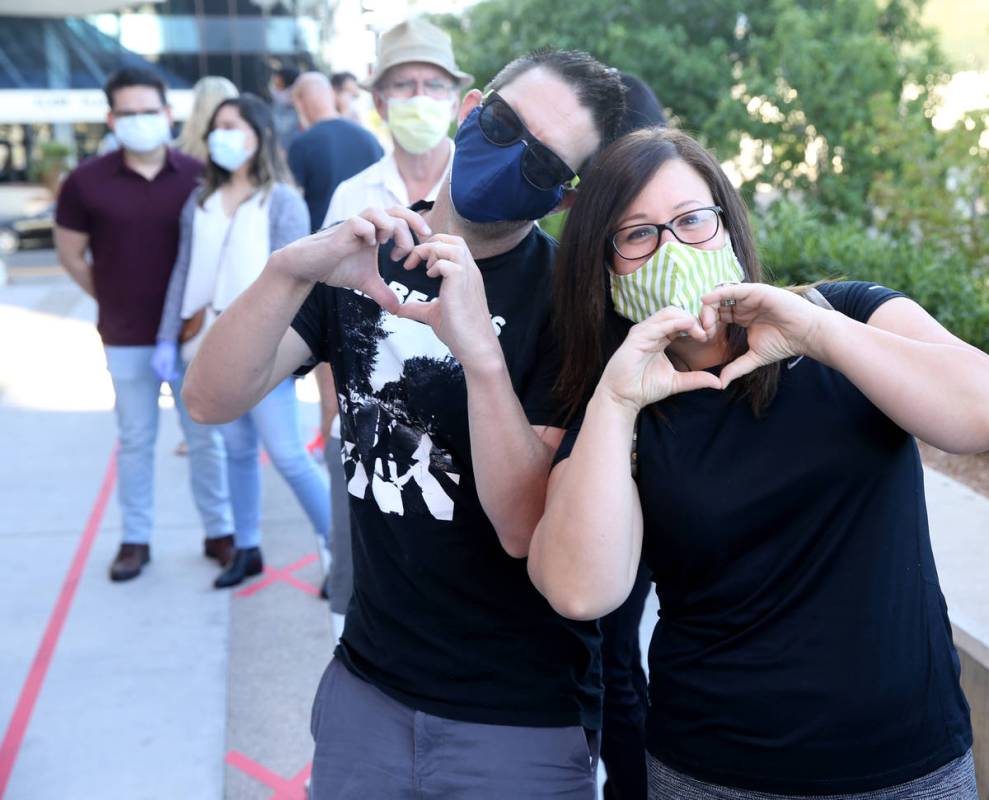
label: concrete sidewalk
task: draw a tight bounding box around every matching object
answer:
[1,270,986,799]
[0,271,332,799]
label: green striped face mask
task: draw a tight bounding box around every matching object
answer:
[609,237,745,322]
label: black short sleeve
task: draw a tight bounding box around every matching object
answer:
[818,281,905,324]
[290,282,333,375]
[521,319,567,428]
[552,423,581,467]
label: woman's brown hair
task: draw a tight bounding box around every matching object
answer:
[197,93,292,207]
[552,128,780,423]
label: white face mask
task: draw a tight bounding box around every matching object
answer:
[610,237,745,322]
[207,128,255,172]
[387,96,453,155]
[113,112,171,154]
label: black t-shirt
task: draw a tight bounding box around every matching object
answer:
[287,118,384,232]
[555,282,972,793]
[291,219,602,729]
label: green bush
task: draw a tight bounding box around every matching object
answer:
[756,201,989,352]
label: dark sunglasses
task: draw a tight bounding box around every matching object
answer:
[478,92,579,192]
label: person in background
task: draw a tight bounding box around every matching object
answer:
[317,15,471,639]
[175,76,239,162]
[323,18,469,226]
[288,72,383,234]
[269,64,302,153]
[615,73,667,137]
[54,67,233,581]
[156,94,330,589]
[330,71,361,122]
[597,71,666,800]
[528,127,984,799]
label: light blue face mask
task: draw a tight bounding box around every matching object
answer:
[113,113,171,154]
[207,128,254,172]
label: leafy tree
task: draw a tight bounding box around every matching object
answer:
[436,0,950,220]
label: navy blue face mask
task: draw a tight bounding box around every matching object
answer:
[450,107,566,223]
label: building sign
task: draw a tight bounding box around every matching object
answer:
[0,89,193,124]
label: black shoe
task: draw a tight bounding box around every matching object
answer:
[203,533,235,566]
[109,543,150,582]
[213,547,263,589]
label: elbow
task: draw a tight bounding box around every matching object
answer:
[498,530,531,560]
[536,577,606,622]
[181,378,224,425]
[527,540,608,622]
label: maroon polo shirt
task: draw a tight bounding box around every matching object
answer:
[55,148,202,346]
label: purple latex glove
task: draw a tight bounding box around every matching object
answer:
[151,340,178,383]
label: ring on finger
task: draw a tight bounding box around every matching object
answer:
[720,297,737,308]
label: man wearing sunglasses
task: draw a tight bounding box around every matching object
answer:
[184,48,625,798]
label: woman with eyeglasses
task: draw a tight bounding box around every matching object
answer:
[156,94,330,589]
[527,127,986,799]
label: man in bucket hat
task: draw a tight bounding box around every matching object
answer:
[324,17,472,225]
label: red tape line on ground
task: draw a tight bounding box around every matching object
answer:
[0,449,117,798]
[226,750,312,799]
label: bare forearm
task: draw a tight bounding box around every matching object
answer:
[59,254,95,298]
[528,388,642,620]
[465,358,555,558]
[183,254,313,423]
[813,313,989,453]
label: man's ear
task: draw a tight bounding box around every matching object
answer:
[457,89,482,125]
[164,105,174,128]
[106,111,116,132]
[372,92,388,121]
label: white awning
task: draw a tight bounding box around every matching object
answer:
[0,0,160,15]
[0,89,193,124]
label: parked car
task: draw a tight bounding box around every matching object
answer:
[0,205,55,255]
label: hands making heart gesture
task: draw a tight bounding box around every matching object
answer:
[273,206,502,371]
[601,283,831,410]
[273,205,432,315]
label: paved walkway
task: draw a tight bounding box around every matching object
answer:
[0,266,985,799]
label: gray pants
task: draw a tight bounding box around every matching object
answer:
[646,749,978,799]
[310,658,599,799]
[325,435,353,615]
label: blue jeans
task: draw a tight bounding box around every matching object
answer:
[219,377,329,549]
[104,345,232,545]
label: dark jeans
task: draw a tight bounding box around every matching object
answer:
[601,562,652,800]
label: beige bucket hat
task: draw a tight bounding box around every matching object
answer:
[362,17,474,91]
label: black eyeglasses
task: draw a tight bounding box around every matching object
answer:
[478,92,578,191]
[610,206,723,260]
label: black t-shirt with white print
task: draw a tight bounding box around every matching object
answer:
[291,209,601,729]
[555,282,972,793]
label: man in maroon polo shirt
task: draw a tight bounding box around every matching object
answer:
[55,67,234,582]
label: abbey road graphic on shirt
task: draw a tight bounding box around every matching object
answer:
[336,282,503,521]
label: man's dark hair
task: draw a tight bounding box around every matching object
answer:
[616,72,667,137]
[330,71,358,90]
[103,67,168,109]
[486,49,626,158]
[275,66,301,88]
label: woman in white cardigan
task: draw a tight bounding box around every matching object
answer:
[155,94,329,588]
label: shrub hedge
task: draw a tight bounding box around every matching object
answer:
[755,201,989,353]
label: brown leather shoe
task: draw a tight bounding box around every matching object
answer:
[203,534,235,566]
[109,543,150,582]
